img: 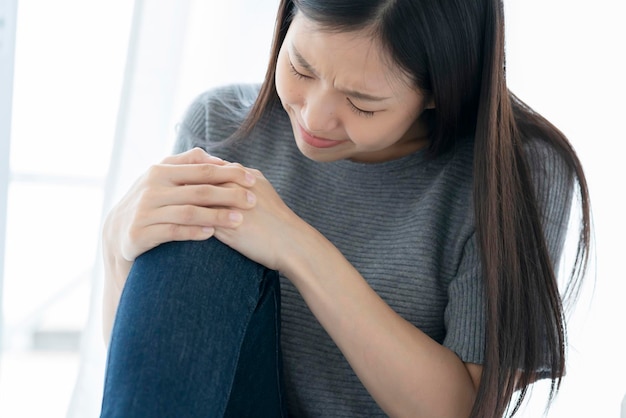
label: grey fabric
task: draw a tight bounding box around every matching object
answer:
[174,83,573,417]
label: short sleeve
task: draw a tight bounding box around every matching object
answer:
[443,232,486,364]
[172,91,209,154]
[172,83,260,155]
[442,138,575,366]
[525,139,575,272]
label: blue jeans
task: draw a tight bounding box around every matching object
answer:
[100,238,286,417]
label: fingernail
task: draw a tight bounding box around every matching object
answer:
[245,172,256,185]
[247,191,256,204]
[229,212,243,224]
[202,227,215,234]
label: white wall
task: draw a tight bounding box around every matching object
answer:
[505,0,626,416]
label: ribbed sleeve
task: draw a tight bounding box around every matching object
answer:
[525,139,574,271]
[443,232,486,364]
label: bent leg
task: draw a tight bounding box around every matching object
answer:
[100,238,285,418]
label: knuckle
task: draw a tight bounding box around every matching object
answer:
[130,209,144,227]
[179,205,197,223]
[129,207,145,227]
[137,187,156,204]
[199,163,216,178]
[127,226,142,246]
[192,185,207,200]
[189,147,209,161]
[190,147,206,156]
[160,153,176,163]
[145,164,164,181]
[167,223,184,240]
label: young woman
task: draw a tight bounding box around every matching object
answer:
[100,0,591,417]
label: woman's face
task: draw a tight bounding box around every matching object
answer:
[275,12,433,163]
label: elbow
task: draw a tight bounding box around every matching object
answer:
[385,382,477,418]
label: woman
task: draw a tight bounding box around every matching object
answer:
[100,0,591,417]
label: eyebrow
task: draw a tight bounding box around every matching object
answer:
[290,45,392,102]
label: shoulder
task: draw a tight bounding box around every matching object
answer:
[522,137,575,206]
[523,137,572,178]
[521,137,576,266]
[174,83,261,153]
[199,83,260,118]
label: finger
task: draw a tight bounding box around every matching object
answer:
[248,168,264,178]
[146,163,256,187]
[161,147,229,165]
[125,205,243,258]
[227,163,265,178]
[148,184,256,209]
[124,224,217,260]
[146,224,217,244]
[147,205,245,229]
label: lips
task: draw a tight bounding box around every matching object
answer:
[298,124,346,149]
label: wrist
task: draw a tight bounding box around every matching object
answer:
[102,211,132,292]
[277,219,334,287]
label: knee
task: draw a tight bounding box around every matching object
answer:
[125,238,276,314]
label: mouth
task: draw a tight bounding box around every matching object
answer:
[298,124,346,149]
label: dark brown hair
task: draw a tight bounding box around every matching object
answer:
[237,0,591,416]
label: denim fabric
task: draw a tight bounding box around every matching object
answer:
[100,238,286,418]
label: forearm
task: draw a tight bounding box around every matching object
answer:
[282,225,477,418]
[101,216,132,346]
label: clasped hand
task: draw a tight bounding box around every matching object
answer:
[111,147,299,275]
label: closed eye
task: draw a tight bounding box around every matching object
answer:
[290,60,375,118]
[289,61,311,80]
[347,98,375,118]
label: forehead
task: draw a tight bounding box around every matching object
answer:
[286,12,412,93]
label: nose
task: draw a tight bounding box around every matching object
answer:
[301,91,338,133]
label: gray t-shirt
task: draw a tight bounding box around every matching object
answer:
[174,83,573,417]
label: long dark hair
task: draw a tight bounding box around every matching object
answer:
[237,0,591,416]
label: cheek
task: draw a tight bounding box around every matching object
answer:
[345,119,404,146]
[346,110,422,149]
[275,58,301,107]
[342,125,386,148]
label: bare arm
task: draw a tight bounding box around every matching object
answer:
[214,171,483,418]
[102,215,132,344]
[284,224,481,418]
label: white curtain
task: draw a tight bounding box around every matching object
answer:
[65,1,278,416]
[65,1,192,416]
[504,1,626,416]
[0,0,18,343]
[65,0,626,416]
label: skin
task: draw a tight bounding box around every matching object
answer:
[102,11,483,418]
[275,14,432,163]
